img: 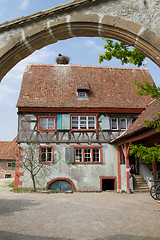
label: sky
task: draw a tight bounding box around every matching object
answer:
[0,0,159,141]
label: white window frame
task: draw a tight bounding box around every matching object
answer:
[78,92,87,98]
[71,116,96,130]
[38,116,56,132]
[40,147,53,163]
[111,118,118,130]
[120,118,127,130]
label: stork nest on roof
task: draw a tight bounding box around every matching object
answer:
[56,54,70,64]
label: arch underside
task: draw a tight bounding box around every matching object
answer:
[0,15,159,81]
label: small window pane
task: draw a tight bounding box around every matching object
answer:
[111,118,118,130]
[93,149,100,162]
[72,116,78,129]
[120,119,127,130]
[84,149,91,162]
[80,116,87,129]
[88,116,95,129]
[75,149,82,163]
[8,163,12,167]
[40,118,47,129]
[48,118,55,129]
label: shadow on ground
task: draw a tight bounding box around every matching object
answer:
[0,231,160,240]
[0,199,38,216]
[96,235,160,240]
[0,231,64,240]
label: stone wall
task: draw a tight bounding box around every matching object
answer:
[0,160,15,179]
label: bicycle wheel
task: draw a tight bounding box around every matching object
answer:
[150,185,159,200]
[156,185,160,200]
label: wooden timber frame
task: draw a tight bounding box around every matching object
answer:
[17,111,138,144]
[115,128,160,192]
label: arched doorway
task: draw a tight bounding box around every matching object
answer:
[46,177,76,192]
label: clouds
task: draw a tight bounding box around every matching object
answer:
[83,39,104,53]
[0,84,17,106]
[17,0,30,10]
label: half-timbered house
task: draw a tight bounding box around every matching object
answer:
[16,64,154,192]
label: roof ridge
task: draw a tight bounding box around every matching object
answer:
[25,63,148,71]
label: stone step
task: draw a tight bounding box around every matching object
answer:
[134,189,150,193]
[133,175,149,192]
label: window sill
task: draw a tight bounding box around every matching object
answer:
[74,162,103,165]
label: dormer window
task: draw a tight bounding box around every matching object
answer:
[76,82,90,100]
[77,91,88,100]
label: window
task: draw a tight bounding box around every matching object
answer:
[77,92,88,99]
[5,174,11,178]
[39,146,54,163]
[74,146,102,164]
[71,116,96,130]
[38,116,56,132]
[7,162,15,168]
[120,118,127,130]
[111,118,127,130]
[111,118,118,130]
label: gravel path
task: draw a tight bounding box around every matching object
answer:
[0,183,160,240]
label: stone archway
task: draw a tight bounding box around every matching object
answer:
[0,0,159,81]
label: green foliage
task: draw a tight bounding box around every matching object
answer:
[144,118,160,132]
[130,144,160,164]
[8,181,14,188]
[133,80,160,99]
[99,38,145,67]
[133,80,160,131]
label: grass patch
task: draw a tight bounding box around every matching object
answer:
[11,188,36,193]
[8,181,14,188]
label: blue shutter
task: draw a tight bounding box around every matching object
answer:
[62,115,70,130]
[57,115,62,130]
[100,116,110,130]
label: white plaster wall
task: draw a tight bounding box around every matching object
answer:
[20,143,118,191]
[139,159,154,188]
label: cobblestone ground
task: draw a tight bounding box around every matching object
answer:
[0,180,160,240]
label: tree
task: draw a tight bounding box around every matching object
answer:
[20,142,52,191]
[99,38,160,164]
[99,38,145,67]
[130,144,160,164]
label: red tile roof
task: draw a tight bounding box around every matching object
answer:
[0,137,20,161]
[112,98,160,142]
[17,64,154,110]
[0,141,11,153]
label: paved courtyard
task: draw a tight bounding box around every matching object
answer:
[0,179,160,240]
